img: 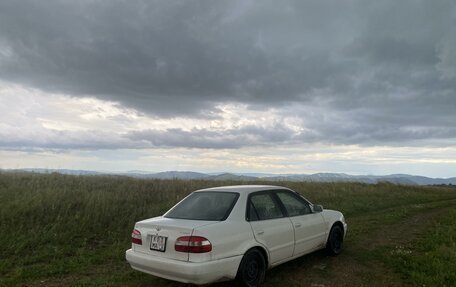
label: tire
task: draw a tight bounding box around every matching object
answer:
[326,224,344,256]
[235,249,266,287]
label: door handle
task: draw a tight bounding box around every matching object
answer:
[294,223,302,228]
[256,230,265,235]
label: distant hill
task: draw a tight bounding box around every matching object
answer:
[143,171,208,180]
[208,173,258,181]
[2,168,455,185]
[5,168,102,176]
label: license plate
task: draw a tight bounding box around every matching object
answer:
[150,235,167,252]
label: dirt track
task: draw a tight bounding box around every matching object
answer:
[274,201,455,287]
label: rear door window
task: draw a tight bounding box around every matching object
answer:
[249,193,284,221]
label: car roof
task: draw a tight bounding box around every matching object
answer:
[195,185,290,193]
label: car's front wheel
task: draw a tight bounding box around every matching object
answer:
[236,249,266,287]
[326,224,344,255]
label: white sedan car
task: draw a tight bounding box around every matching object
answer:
[126,185,347,286]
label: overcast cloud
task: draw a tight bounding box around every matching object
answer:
[0,0,455,176]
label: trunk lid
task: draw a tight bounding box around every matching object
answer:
[133,216,216,261]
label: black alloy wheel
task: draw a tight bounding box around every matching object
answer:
[326,225,344,256]
[236,249,266,287]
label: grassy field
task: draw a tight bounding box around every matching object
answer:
[1,172,455,287]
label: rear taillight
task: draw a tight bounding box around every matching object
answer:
[131,229,142,245]
[175,236,212,253]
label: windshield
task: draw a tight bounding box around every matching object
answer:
[164,191,239,221]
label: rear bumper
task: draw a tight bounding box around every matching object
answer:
[125,249,243,285]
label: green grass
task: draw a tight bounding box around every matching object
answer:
[387,209,456,286]
[0,172,455,286]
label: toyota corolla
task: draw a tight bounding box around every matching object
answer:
[125,185,347,286]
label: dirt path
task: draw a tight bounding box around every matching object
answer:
[263,201,456,287]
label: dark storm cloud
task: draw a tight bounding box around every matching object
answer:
[127,124,297,149]
[126,119,456,149]
[0,0,364,113]
[0,0,455,147]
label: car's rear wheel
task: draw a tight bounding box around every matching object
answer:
[326,224,343,256]
[236,249,266,287]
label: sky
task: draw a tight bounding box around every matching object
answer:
[0,0,455,177]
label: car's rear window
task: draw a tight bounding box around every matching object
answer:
[164,191,239,221]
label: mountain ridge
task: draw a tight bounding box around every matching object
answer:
[2,168,455,185]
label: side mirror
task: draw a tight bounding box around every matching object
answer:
[313,204,323,212]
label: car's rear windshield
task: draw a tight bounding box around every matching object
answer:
[164,191,239,221]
